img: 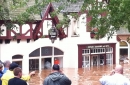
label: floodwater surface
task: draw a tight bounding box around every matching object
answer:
[28,64,130,85]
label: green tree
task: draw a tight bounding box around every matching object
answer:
[84,0,130,40]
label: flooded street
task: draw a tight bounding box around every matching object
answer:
[29,64,130,85]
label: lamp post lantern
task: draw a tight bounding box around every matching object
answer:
[48,26,58,43]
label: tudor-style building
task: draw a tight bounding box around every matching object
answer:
[0,1,122,74]
[0,3,67,74]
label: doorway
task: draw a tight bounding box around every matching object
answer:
[91,55,99,66]
[119,41,129,63]
[44,58,51,69]
[82,55,90,67]
[99,55,104,65]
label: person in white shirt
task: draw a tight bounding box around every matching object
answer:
[99,65,130,85]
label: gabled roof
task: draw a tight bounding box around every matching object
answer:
[9,1,83,21]
[34,1,84,20]
[33,3,60,40]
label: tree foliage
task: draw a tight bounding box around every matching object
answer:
[84,0,130,39]
[0,0,130,39]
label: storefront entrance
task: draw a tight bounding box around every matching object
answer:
[82,54,113,67]
[29,46,64,71]
[78,43,116,68]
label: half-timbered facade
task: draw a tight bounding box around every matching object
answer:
[0,1,121,74]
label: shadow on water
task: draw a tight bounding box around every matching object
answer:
[28,64,130,85]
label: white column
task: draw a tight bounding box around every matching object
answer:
[39,47,42,71]
[128,44,130,59]
[22,54,29,75]
[52,57,54,66]
[51,46,54,66]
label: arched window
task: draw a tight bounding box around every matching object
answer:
[54,47,64,55]
[12,55,23,59]
[29,48,40,57]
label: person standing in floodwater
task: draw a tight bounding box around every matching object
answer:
[8,67,27,85]
[99,65,130,85]
[1,62,35,85]
[43,64,71,85]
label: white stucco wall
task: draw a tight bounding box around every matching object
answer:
[0,13,119,74]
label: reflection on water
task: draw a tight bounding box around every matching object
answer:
[29,64,130,85]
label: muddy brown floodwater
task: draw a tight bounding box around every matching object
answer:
[28,64,130,85]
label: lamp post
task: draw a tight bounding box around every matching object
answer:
[48,26,58,43]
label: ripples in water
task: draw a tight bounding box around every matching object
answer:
[28,64,130,85]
